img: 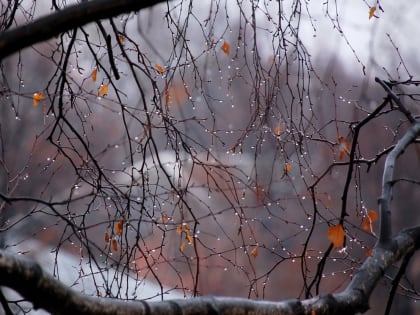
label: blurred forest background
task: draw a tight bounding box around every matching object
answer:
[0,1,419,314]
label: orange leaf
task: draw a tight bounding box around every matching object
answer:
[161,214,168,224]
[367,210,378,222]
[180,242,186,252]
[221,41,230,55]
[115,219,123,236]
[186,233,193,244]
[118,34,125,44]
[104,232,110,243]
[91,68,97,82]
[154,64,165,74]
[284,163,292,173]
[337,136,350,160]
[98,84,108,96]
[362,210,378,232]
[112,239,118,251]
[273,125,282,136]
[176,224,183,234]
[327,224,346,248]
[251,246,259,258]
[33,92,45,107]
[369,6,376,19]
[366,248,372,256]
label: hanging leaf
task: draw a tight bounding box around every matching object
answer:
[362,210,378,232]
[161,214,168,224]
[337,136,351,160]
[98,84,108,96]
[251,246,259,258]
[118,34,125,44]
[115,219,124,236]
[221,41,230,55]
[91,68,98,82]
[273,125,282,136]
[366,248,372,257]
[112,239,118,251]
[284,163,292,173]
[33,92,45,107]
[154,64,165,74]
[176,224,183,235]
[369,6,376,19]
[327,224,346,248]
[180,242,186,252]
[104,232,110,243]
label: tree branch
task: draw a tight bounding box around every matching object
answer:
[378,120,420,245]
[0,226,419,315]
[0,0,167,61]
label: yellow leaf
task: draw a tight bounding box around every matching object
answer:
[98,84,108,96]
[327,224,346,248]
[154,64,165,74]
[369,6,376,19]
[221,41,230,55]
[180,242,186,252]
[251,246,258,258]
[115,219,123,236]
[91,68,97,82]
[33,92,45,107]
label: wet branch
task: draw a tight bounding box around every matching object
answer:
[0,0,167,60]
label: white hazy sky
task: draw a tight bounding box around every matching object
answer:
[300,1,420,78]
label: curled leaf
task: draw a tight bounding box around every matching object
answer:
[154,64,165,74]
[33,92,45,107]
[98,84,108,97]
[251,246,259,258]
[369,6,376,19]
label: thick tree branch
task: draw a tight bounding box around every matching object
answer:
[0,0,167,61]
[378,120,420,245]
[0,226,419,315]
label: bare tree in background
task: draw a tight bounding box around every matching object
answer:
[0,1,419,314]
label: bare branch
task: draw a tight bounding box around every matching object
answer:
[0,226,419,315]
[378,121,420,245]
[0,0,166,60]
